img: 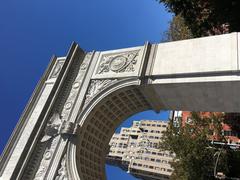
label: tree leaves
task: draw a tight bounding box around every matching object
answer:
[159,0,240,37]
[162,15,193,42]
[159,112,228,179]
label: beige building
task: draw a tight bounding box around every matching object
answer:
[106,120,175,180]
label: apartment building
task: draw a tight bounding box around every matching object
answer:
[106,120,174,180]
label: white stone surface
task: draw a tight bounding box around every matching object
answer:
[150,81,240,112]
[0,83,54,180]
[152,33,239,76]
[92,46,145,79]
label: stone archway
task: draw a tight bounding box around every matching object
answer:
[67,79,153,180]
[1,33,240,180]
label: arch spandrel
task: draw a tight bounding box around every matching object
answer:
[91,45,148,80]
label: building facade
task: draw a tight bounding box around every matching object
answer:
[171,111,240,148]
[106,120,174,180]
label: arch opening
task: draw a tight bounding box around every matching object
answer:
[75,84,154,180]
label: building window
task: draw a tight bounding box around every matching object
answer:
[224,130,238,136]
[186,117,193,124]
[162,160,168,164]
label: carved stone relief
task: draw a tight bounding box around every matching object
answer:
[60,52,92,122]
[84,79,117,105]
[96,50,139,74]
[33,113,61,179]
[34,135,59,180]
[50,60,65,79]
[41,113,62,142]
[55,154,68,180]
[23,53,93,180]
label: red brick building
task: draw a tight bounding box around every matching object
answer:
[179,111,240,145]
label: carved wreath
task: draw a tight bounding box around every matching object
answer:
[97,50,139,74]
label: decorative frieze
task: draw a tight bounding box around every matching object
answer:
[55,154,68,180]
[96,50,139,75]
[34,136,59,180]
[60,52,92,122]
[50,60,65,79]
[84,79,117,105]
[32,113,62,179]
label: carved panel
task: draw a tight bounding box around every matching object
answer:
[34,134,60,180]
[96,50,139,75]
[41,113,62,142]
[60,52,92,122]
[55,154,68,180]
[50,60,65,79]
[84,79,117,105]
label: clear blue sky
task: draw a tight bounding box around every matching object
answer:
[0,0,172,179]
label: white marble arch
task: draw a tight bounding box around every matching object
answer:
[1,33,240,180]
[67,72,240,179]
[67,78,151,180]
[63,32,240,180]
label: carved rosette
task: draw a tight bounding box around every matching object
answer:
[97,50,139,74]
[84,79,117,105]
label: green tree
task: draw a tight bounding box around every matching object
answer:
[160,112,228,180]
[158,0,240,37]
[158,2,240,178]
[163,15,192,42]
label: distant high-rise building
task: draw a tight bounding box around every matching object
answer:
[106,120,174,180]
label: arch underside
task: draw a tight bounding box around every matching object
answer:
[76,85,153,180]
